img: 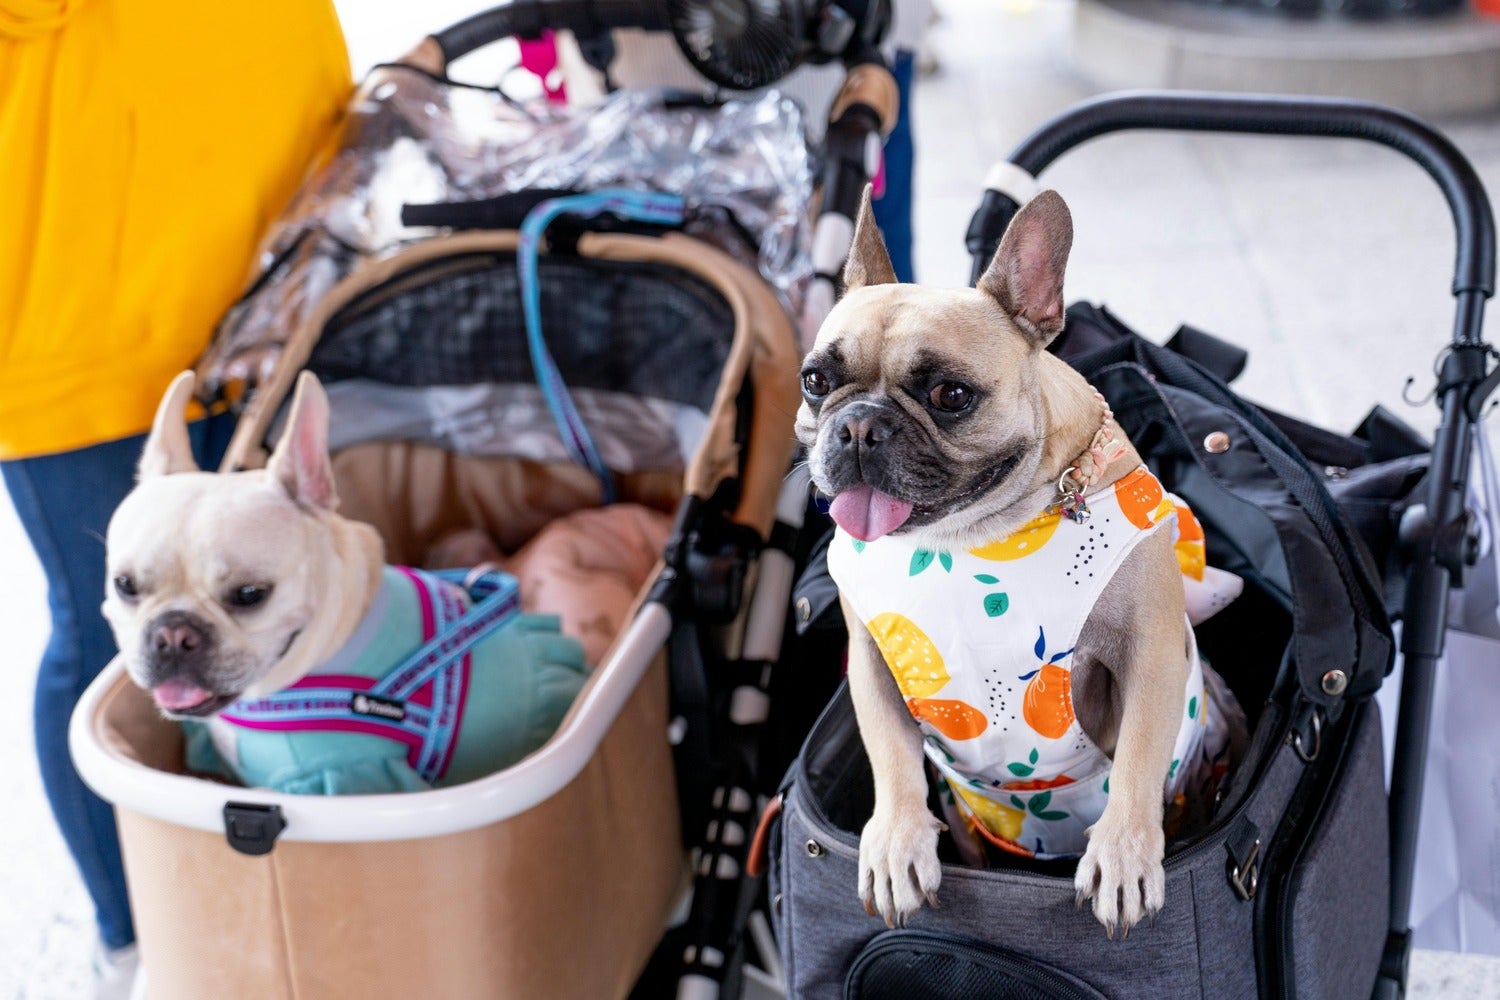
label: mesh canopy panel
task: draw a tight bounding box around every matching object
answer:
[311,251,735,412]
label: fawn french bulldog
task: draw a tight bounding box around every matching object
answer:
[796,188,1241,937]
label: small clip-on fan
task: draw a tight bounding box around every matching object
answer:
[664,0,891,90]
[430,0,891,92]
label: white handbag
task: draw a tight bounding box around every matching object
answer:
[1378,417,1500,954]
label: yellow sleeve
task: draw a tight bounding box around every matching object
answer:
[0,0,351,458]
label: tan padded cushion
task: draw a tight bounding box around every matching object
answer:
[330,441,683,565]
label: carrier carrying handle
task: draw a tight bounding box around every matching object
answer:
[966,91,1497,320]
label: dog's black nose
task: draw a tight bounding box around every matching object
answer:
[151,617,204,656]
[835,403,898,454]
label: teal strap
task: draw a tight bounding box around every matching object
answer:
[516,189,687,502]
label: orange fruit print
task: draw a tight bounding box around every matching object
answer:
[1173,501,1207,581]
[1022,664,1074,739]
[1001,773,1077,792]
[1114,467,1167,529]
[907,697,988,740]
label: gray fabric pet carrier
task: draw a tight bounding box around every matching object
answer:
[766,90,1500,1000]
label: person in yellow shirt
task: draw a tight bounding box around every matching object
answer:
[0,1,350,990]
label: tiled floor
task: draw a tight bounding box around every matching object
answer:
[5,0,1500,996]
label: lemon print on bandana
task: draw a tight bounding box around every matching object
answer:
[867,612,989,740]
[955,784,1025,842]
[966,510,1062,561]
[867,612,950,698]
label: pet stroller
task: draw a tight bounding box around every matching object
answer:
[763,92,1499,1000]
[66,3,898,998]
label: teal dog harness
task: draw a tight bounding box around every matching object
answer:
[187,566,588,794]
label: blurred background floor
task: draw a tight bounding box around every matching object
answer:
[6,0,1500,995]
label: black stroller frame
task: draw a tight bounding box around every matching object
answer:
[963,92,1499,1000]
[428,6,897,998]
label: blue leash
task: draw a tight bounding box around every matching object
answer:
[517,189,687,503]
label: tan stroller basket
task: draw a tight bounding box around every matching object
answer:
[70,222,800,998]
[67,0,902,986]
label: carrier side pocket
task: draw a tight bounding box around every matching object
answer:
[845,930,1109,1000]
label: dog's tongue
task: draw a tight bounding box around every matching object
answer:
[828,485,914,542]
[153,678,213,711]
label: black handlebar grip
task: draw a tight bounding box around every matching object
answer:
[432,0,668,64]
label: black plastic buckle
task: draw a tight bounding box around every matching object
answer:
[223,802,286,856]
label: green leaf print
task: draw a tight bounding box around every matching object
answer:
[1010,794,1025,810]
[1188,695,1198,719]
[1168,759,1180,780]
[1103,776,1110,795]
[925,736,956,764]
[938,551,953,573]
[1028,748,1039,765]
[852,540,867,553]
[1036,810,1069,821]
[1028,790,1053,815]
[974,574,999,585]
[909,550,935,576]
[1007,762,1035,777]
[983,593,1010,617]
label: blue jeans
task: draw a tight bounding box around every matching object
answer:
[872,47,917,284]
[2,413,234,950]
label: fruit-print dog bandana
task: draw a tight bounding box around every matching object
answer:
[828,467,1240,860]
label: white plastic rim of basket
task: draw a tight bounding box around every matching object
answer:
[68,602,672,842]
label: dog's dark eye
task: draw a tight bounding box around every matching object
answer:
[930,383,974,412]
[113,575,138,600]
[802,370,830,398]
[227,585,271,609]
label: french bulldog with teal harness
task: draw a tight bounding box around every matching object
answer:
[102,371,587,794]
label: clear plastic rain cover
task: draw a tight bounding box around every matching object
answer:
[195,65,817,401]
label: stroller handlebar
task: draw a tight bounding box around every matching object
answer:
[429,0,668,67]
[966,91,1497,323]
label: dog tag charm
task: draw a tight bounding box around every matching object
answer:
[1057,490,1091,525]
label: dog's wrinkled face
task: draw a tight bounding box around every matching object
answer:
[103,373,346,718]
[796,188,1075,547]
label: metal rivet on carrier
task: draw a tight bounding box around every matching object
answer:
[796,597,812,624]
[805,839,825,858]
[1204,431,1232,454]
[1321,669,1348,697]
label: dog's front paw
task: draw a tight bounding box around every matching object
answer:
[858,807,944,927]
[1073,810,1165,939]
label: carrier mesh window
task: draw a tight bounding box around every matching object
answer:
[854,950,1087,1000]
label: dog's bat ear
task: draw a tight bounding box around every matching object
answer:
[138,372,201,479]
[979,189,1073,347]
[268,371,339,511]
[842,184,898,291]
